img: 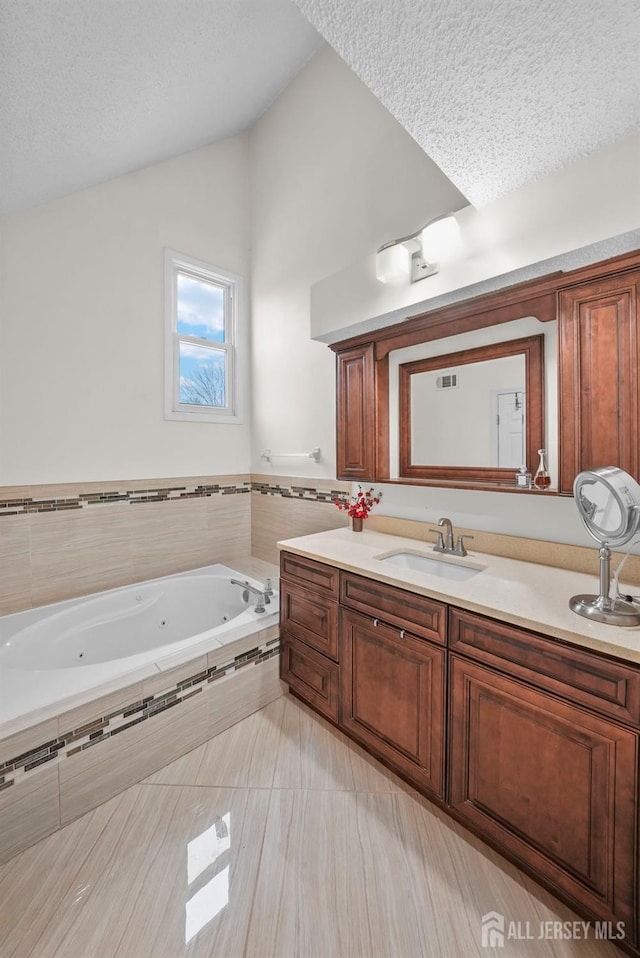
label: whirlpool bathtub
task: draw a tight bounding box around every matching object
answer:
[0,562,283,863]
[0,563,280,728]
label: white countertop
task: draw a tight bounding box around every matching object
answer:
[278,528,640,665]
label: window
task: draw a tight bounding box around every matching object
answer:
[164,249,245,423]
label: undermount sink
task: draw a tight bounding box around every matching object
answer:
[375,549,485,581]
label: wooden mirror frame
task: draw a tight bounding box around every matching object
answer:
[330,248,640,494]
[398,335,545,485]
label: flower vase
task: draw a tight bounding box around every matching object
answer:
[351,517,363,532]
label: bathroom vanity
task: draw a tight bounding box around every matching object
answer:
[279,529,640,954]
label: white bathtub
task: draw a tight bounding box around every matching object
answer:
[0,564,279,728]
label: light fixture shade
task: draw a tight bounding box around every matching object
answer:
[375,243,411,285]
[420,214,461,263]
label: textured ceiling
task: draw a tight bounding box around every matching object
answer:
[0,0,321,215]
[293,0,640,206]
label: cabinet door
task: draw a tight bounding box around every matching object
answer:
[559,270,640,493]
[340,608,445,798]
[280,580,338,662]
[449,654,637,936]
[280,638,339,722]
[336,344,377,480]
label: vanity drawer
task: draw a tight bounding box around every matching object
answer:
[280,637,339,722]
[280,580,339,662]
[449,607,640,726]
[280,552,340,598]
[340,572,446,646]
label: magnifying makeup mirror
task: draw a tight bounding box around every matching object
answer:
[570,467,640,626]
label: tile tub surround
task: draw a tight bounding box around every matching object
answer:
[0,625,284,863]
[251,472,350,565]
[278,527,640,665]
[0,473,350,616]
[0,474,253,616]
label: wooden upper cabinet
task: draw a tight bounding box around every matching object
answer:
[559,269,640,493]
[335,344,388,481]
[336,344,376,480]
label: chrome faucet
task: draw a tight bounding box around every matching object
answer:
[429,517,474,557]
[230,578,268,613]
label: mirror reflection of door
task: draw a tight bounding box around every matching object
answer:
[494,390,525,467]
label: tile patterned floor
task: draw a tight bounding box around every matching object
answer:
[0,694,626,958]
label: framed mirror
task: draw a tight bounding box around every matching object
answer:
[398,335,545,485]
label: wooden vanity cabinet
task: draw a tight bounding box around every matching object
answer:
[338,571,446,797]
[279,553,340,721]
[558,268,640,493]
[340,607,446,799]
[448,608,638,941]
[279,551,640,950]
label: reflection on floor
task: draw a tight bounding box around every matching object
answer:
[0,694,625,958]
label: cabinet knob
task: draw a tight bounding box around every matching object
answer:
[373,618,379,627]
[399,629,405,639]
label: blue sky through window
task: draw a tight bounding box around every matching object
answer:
[176,272,225,342]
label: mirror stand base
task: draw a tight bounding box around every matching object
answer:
[569,594,640,627]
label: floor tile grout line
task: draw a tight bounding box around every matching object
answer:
[139,781,407,794]
[241,779,277,958]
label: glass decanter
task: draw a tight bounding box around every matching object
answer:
[533,449,551,490]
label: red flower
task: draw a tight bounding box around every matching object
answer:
[334,485,382,519]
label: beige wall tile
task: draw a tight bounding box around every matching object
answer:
[59,657,283,825]
[0,515,30,558]
[30,503,133,607]
[142,655,208,698]
[251,491,348,565]
[208,657,284,739]
[0,553,32,615]
[206,626,279,671]
[0,474,251,501]
[251,473,350,493]
[59,686,211,825]
[57,682,145,738]
[129,494,250,582]
[0,516,32,614]
[203,492,251,560]
[0,718,59,767]
[0,765,60,865]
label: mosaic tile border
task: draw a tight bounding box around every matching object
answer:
[0,637,280,792]
[251,481,347,504]
[0,481,252,517]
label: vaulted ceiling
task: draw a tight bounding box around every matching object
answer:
[0,0,321,214]
[293,0,640,206]
[1,0,638,216]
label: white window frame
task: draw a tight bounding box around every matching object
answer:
[164,249,245,424]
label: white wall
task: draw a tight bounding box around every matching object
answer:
[249,45,639,548]
[310,132,640,342]
[0,137,251,485]
[248,45,465,480]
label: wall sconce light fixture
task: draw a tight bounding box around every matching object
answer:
[375,213,461,286]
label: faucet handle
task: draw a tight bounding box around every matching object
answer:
[429,529,446,552]
[454,534,474,557]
